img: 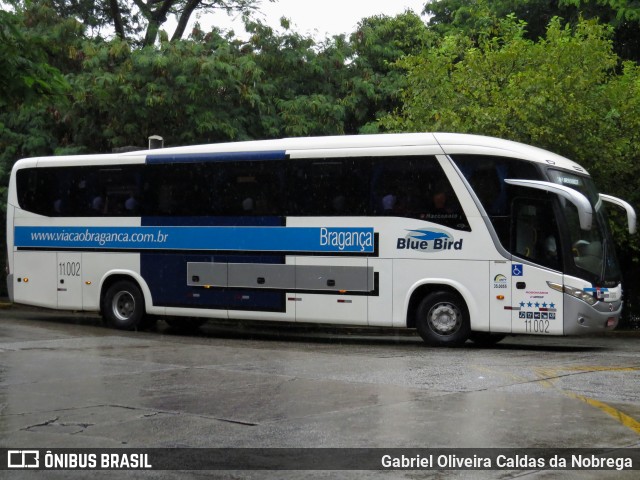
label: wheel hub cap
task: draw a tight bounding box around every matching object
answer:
[428,303,461,335]
[113,291,135,321]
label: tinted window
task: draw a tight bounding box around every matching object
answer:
[512,199,561,270]
[286,159,369,216]
[17,166,144,217]
[452,155,542,247]
[145,162,285,216]
[285,156,469,229]
[369,156,468,229]
[16,155,469,230]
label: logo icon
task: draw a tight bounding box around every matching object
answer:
[512,264,524,276]
[396,229,463,253]
[8,450,39,468]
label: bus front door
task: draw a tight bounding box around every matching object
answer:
[510,199,564,335]
[511,262,563,335]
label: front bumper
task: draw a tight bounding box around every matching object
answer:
[563,293,621,335]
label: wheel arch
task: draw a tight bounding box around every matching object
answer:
[99,270,152,315]
[405,279,476,329]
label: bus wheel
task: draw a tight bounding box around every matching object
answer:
[469,332,506,347]
[103,280,145,330]
[416,292,470,347]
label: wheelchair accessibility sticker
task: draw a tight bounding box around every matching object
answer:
[512,264,524,276]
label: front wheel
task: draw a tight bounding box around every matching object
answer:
[103,280,145,330]
[416,292,470,347]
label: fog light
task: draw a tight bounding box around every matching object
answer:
[578,317,586,325]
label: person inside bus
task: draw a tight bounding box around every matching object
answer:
[422,184,458,222]
[242,197,255,213]
[382,193,396,214]
[332,194,346,214]
[124,191,139,214]
[91,193,105,214]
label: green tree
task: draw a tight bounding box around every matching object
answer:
[59,16,351,151]
[560,0,640,59]
[426,0,640,60]
[424,0,578,39]
[344,11,432,133]
[0,6,70,108]
[41,0,273,46]
[62,32,260,151]
[0,3,73,201]
[242,18,349,138]
[562,0,640,20]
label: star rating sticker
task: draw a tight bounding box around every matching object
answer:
[542,302,548,308]
[527,302,533,308]
[535,302,540,308]
[549,302,556,309]
[520,301,526,308]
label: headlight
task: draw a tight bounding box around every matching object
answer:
[547,282,597,306]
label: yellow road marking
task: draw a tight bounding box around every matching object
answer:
[534,366,640,436]
[565,392,640,436]
[476,365,640,436]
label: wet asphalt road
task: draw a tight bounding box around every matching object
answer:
[0,307,639,479]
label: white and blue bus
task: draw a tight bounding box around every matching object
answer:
[6,133,636,346]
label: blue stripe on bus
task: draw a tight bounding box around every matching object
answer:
[15,225,375,253]
[140,217,287,311]
[146,150,287,164]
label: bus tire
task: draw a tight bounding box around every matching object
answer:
[416,291,470,347]
[103,280,145,330]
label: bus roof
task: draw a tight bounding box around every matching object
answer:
[14,133,587,174]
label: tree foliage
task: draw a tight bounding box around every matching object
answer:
[426,0,640,61]
[14,0,272,46]
[0,6,70,108]
[344,11,432,133]
[0,3,74,207]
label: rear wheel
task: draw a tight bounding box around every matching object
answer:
[103,280,145,330]
[416,291,470,347]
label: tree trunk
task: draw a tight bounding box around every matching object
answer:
[171,0,201,41]
[108,0,126,39]
[142,0,177,46]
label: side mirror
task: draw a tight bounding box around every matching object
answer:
[599,194,637,234]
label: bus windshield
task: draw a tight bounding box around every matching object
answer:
[547,169,621,286]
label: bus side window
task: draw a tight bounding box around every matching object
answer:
[369,156,469,230]
[16,169,40,214]
[286,159,369,217]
